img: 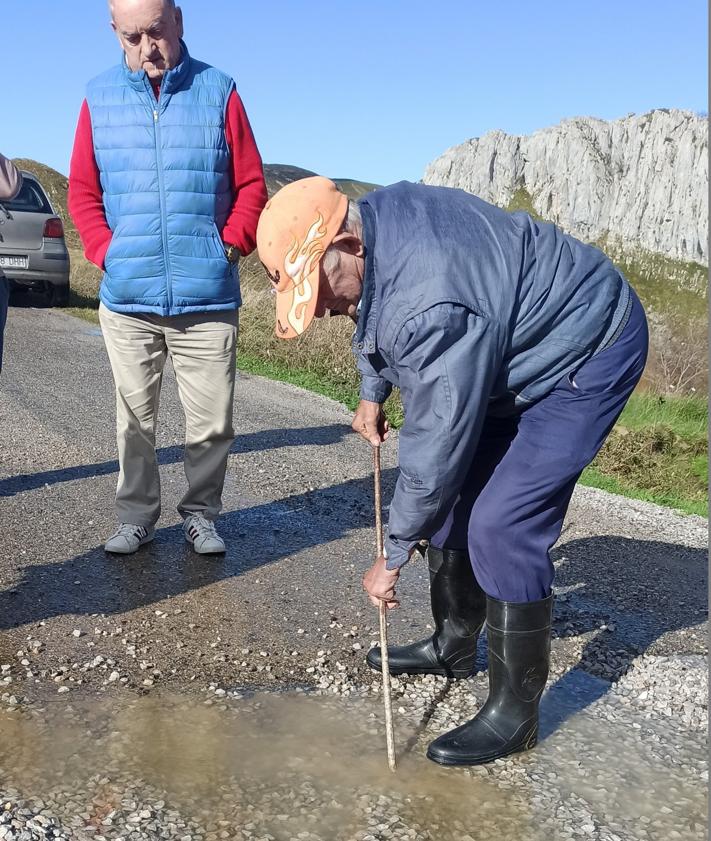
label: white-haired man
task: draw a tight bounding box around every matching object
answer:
[69,0,267,554]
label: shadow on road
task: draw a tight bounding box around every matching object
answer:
[0,424,353,498]
[539,535,707,737]
[0,462,705,734]
[0,466,399,631]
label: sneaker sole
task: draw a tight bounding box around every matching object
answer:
[105,533,155,555]
[184,536,226,555]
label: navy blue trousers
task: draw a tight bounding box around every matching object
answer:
[430,289,649,603]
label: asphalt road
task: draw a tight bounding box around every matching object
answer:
[0,305,708,841]
[0,306,706,695]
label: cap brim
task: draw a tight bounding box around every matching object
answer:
[274,261,320,340]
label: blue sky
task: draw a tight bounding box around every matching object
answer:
[2,0,707,185]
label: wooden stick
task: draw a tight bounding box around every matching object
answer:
[374,446,397,772]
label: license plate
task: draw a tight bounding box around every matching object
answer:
[0,255,29,269]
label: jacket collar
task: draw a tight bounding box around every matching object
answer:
[122,39,191,95]
[353,199,377,354]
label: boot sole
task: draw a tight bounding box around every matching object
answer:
[426,739,534,767]
[366,659,474,679]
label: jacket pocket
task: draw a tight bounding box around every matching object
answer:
[209,225,230,267]
[103,235,118,271]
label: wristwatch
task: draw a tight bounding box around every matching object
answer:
[224,243,241,264]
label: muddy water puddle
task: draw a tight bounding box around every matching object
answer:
[1,690,538,840]
[0,685,706,840]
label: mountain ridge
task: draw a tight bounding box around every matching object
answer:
[423,109,707,277]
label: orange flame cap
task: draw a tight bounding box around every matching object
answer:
[256,177,348,339]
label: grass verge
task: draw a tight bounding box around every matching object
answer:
[236,345,707,517]
[238,351,360,410]
[579,466,707,517]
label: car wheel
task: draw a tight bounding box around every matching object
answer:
[49,284,70,307]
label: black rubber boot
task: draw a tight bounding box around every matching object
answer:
[366,547,486,678]
[426,593,553,766]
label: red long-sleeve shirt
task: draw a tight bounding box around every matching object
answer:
[68,88,267,270]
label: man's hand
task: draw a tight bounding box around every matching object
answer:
[352,399,390,447]
[224,242,241,264]
[363,555,400,609]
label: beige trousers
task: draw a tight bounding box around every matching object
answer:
[99,303,238,527]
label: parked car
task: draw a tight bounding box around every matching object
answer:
[0,171,70,306]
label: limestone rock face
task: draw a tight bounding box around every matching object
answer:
[423,110,707,266]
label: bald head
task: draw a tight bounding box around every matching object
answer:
[109,0,175,17]
[110,0,183,80]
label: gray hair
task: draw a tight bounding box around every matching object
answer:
[321,200,362,275]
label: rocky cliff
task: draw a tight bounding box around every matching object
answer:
[423,109,707,269]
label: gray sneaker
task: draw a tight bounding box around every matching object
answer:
[184,514,226,554]
[105,523,155,554]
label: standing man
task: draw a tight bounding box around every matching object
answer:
[69,0,267,554]
[256,177,648,766]
[0,154,22,374]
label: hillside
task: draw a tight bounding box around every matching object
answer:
[263,163,380,200]
[12,158,79,251]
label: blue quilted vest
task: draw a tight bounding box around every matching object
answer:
[86,42,239,315]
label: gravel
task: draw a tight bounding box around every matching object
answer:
[608,653,707,730]
[0,645,707,841]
